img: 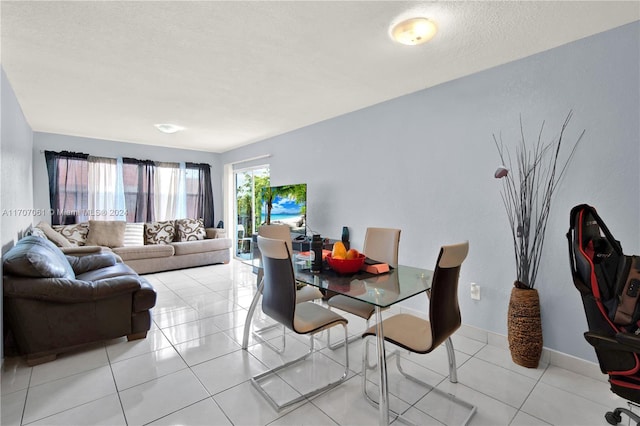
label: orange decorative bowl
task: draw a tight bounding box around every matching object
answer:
[326,253,366,274]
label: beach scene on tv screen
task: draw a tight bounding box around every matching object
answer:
[261,184,306,233]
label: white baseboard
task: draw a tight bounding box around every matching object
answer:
[399,306,605,382]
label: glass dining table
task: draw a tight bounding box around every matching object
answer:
[241,254,442,426]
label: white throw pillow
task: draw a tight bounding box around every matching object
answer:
[122,222,145,247]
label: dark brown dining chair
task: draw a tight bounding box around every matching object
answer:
[258,224,323,302]
[326,227,401,349]
[250,224,324,352]
[251,236,349,410]
[361,241,476,425]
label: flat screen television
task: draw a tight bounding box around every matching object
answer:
[260,183,307,238]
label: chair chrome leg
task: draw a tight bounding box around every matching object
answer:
[251,323,349,411]
[243,277,264,349]
[445,336,458,383]
[327,318,368,350]
[243,274,288,354]
[362,336,476,426]
[342,322,349,371]
[252,322,281,335]
[252,323,287,354]
[395,351,476,426]
[361,335,409,425]
[327,329,362,350]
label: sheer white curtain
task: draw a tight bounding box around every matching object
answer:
[88,156,126,220]
[154,162,186,221]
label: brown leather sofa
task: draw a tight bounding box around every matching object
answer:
[3,235,157,365]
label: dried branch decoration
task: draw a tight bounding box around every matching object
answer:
[494,111,585,289]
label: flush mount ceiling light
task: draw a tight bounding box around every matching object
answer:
[390,17,437,46]
[154,123,184,134]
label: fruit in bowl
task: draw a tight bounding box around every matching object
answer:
[346,248,360,259]
[327,251,365,274]
[331,241,348,259]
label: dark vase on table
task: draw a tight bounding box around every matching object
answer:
[341,226,350,250]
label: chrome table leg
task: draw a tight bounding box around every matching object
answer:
[375,306,389,426]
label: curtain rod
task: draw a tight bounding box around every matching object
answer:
[40,149,268,167]
[229,154,271,165]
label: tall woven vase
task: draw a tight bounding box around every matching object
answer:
[507,283,543,368]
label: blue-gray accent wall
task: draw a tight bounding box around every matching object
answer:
[221,22,640,361]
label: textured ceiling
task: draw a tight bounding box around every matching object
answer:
[2,1,639,153]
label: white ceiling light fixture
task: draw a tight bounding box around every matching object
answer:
[154,123,184,134]
[391,17,438,46]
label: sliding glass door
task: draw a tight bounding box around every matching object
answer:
[234,166,269,259]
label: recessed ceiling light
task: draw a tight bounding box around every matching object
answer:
[154,123,184,134]
[390,17,437,46]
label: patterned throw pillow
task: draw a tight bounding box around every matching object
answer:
[53,222,90,246]
[176,218,206,241]
[145,221,176,245]
[123,223,145,247]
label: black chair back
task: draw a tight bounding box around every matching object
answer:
[257,236,297,330]
[429,242,468,349]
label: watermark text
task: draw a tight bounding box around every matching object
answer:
[1,208,128,217]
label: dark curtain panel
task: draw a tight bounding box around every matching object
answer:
[122,158,155,223]
[186,162,214,227]
[44,151,89,225]
[45,152,212,226]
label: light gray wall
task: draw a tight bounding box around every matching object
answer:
[1,69,34,251]
[1,67,34,360]
[220,22,640,362]
[32,133,224,225]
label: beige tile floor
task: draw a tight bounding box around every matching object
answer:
[0,260,630,425]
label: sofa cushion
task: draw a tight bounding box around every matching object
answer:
[171,238,231,256]
[61,246,113,256]
[176,218,206,241]
[86,220,126,248]
[36,221,73,247]
[3,236,75,279]
[123,223,145,247]
[145,221,176,245]
[112,244,175,261]
[205,228,226,239]
[53,222,90,246]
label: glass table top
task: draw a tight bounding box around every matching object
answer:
[243,244,434,308]
[293,260,433,308]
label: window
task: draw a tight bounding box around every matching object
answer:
[154,162,184,221]
[234,166,269,259]
[45,151,89,224]
[45,151,215,226]
[87,156,126,221]
[122,159,154,223]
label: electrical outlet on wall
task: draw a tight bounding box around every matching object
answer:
[470,282,481,300]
